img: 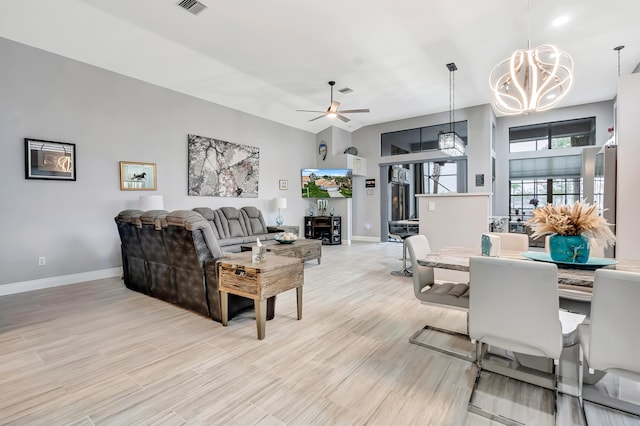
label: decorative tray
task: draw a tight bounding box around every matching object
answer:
[274,237,296,244]
[520,251,617,270]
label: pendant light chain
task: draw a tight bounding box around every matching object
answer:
[527,0,531,50]
[452,66,455,135]
[614,45,625,77]
[450,67,454,133]
[446,62,458,134]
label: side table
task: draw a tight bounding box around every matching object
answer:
[218,253,304,339]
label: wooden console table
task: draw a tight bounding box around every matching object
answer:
[218,253,304,340]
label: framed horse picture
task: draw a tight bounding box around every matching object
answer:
[119,161,157,190]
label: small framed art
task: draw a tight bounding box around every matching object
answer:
[25,138,76,181]
[279,179,288,190]
[120,161,157,190]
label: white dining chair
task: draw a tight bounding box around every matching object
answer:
[486,232,529,252]
[577,269,640,419]
[468,256,563,425]
[545,234,605,316]
[406,235,473,361]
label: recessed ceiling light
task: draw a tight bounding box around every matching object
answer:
[552,16,570,27]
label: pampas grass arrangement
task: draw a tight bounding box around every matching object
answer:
[526,200,616,248]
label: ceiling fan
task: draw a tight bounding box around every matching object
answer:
[297,81,370,123]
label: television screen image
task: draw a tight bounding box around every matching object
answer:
[301,168,353,198]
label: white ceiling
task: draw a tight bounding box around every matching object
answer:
[1,0,638,134]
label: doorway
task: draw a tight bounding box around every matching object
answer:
[380,159,467,241]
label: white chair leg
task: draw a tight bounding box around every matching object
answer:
[409,323,476,362]
[553,359,559,426]
[578,345,588,425]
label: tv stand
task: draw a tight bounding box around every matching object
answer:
[304,216,341,245]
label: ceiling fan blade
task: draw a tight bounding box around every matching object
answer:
[339,108,370,114]
[328,101,340,113]
[296,109,326,113]
[336,113,350,123]
[308,114,327,122]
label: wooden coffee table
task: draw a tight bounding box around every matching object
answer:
[218,253,304,340]
[240,238,322,264]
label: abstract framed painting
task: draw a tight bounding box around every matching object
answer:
[24,138,76,181]
[188,134,259,197]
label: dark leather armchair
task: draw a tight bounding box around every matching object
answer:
[138,210,173,304]
[115,209,148,294]
[163,210,254,320]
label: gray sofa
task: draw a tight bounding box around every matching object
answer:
[192,206,279,253]
[115,209,275,322]
[115,206,280,322]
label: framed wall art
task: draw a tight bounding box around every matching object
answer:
[120,161,157,190]
[188,134,259,197]
[279,179,288,190]
[24,138,76,181]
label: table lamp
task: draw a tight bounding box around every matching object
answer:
[275,197,287,226]
[139,195,164,211]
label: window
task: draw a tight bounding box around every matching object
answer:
[381,121,468,156]
[424,161,458,194]
[509,178,582,224]
[509,117,596,153]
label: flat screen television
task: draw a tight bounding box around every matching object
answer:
[301,168,352,198]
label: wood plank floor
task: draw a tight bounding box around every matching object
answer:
[1,242,638,425]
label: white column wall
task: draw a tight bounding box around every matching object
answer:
[615,73,640,260]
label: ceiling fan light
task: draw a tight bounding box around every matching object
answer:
[438,132,466,156]
[327,112,337,118]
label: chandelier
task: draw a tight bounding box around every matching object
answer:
[438,62,466,156]
[489,1,573,115]
[490,44,574,115]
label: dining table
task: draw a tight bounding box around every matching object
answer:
[417,247,640,297]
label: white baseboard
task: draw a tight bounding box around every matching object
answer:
[0,267,123,296]
[351,235,381,243]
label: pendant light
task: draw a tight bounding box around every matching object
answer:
[489,0,574,115]
[438,62,466,156]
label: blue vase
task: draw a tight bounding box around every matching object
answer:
[548,234,590,263]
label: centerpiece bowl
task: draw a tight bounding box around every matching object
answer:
[274,232,297,244]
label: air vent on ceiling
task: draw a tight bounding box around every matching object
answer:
[177,0,207,15]
[338,87,353,94]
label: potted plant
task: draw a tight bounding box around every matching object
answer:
[526,200,616,263]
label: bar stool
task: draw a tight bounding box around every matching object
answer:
[389,222,412,277]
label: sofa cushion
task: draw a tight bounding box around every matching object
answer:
[241,206,268,235]
[218,207,248,238]
[116,209,143,223]
[140,210,168,230]
[220,236,246,247]
[192,207,222,239]
[166,210,223,258]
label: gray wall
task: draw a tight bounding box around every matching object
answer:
[616,72,640,259]
[350,104,493,241]
[0,37,315,286]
